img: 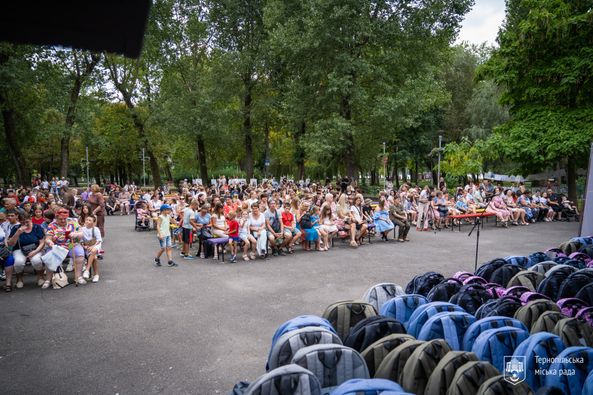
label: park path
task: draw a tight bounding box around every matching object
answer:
[0,216,580,394]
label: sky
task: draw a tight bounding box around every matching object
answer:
[456,0,506,46]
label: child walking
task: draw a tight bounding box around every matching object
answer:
[155,204,178,267]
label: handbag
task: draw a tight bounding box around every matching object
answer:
[200,227,213,239]
[82,227,97,247]
[0,244,10,259]
[52,266,69,289]
[41,245,69,272]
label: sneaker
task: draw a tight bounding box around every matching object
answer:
[83,270,90,280]
[0,270,5,281]
[183,255,196,260]
[167,261,178,267]
[16,280,24,289]
[180,252,186,257]
[76,277,87,285]
[230,255,237,263]
[155,258,162,267]
[92,275,100,283]
[37,278,45,287]
[199,253,205,259]
[41,280,51,289]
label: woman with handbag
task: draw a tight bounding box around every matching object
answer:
[45,207,86,287]
[81,215,103,283]
[6,213,46,289]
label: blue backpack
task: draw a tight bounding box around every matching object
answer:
[329,378,412,395]
[504,255,529,268]
[417,311,476,351]
[462,316,527,352]
[528,252,549,267]
[583,370,593,395]
[544,346,593,395]
[267,315,336,370]
[471,326,530,373]
[380,295,428,326]
[512,332,565,391]
[406,302,465,337]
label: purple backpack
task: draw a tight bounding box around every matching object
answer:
[569,252,592,265]
[503,286,531,299]
[520,292,551,305]
[453,271,473,282]
[557,298,588,317]
[463,276,488,285]
[545,248,566,260]
[484,283,506,298]
[576,307,593,327]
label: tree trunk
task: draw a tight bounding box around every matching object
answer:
[567,157,577,202]
[164,156,173,183]
[263,123,270,177]
[295,120,306,180]
[196,134,208,182]
[243,75,254,179]
[1,93,29,186]
[340,95,357,179]
[148,148,161,188]
[413,159,419,184]
[60,77,82,178]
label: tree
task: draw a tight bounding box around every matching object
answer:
[483,0,593,201]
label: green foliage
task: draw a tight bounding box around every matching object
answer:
[441,138,485,179]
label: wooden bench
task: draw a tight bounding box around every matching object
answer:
[448,212,497,232]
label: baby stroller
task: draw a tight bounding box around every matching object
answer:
[134,209,150,231]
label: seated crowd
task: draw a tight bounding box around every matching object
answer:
[0,181,107,291]
[97,176,575,265]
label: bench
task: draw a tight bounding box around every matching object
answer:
[205,237,229,262]
[448,212,497,232]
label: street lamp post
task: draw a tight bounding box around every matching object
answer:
[85,146,90,185]
[142,148,146,187]
[383,142,387,189]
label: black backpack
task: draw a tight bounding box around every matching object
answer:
[424,351,478,395]
[579,244,593,259]
[360,333,414,377]
[537,269,574,301]
[575,282,593,306]
[490,264,523,287]
[426,278,463,302]
[400,339,451,395]
[449,284,494,315]
[558,271,593,299]
[475,258,507,282]
[405,272,444,296]
[343,316,406,353]
[299,213,313,229]
[476,296,522,319]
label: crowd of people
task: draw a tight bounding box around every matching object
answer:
[0,182,106,291]
[104,176,577,265]
[0,175,579,284]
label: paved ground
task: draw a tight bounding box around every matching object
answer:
[0,216,580,394]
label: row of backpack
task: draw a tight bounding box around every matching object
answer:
[231,236,593,395]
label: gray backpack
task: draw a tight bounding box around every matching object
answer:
[401,339,452,395]
[553,317,593,347]
[446,361,500,395]
[514,300,560,331]
[291,344,369,394]
[374,339,425,383]
[322,300,377,340]
[267,327,342,371]
[507,271,545,291]
[424,351,479,395]
[531,311,567,333]
[360,333,415,377]
[362,283,405,312]
[244,364,321,395]
[476,375,534,395]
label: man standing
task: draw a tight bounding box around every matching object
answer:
[181,199,199,259]
[265,200,286,256]
[389,196,410,242]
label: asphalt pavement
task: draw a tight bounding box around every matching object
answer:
[0,215,580,394]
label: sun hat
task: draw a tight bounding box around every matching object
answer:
[160,204,172,211]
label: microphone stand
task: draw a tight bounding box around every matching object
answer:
[468,193,494,272]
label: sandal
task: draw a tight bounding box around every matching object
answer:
[243,255,250,261]
[4,284,12,292]
[350,240,358,248]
